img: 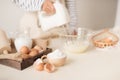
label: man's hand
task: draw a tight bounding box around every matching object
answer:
[42,0,56,15]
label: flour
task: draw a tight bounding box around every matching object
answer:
[48,49,66,59]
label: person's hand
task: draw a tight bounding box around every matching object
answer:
[42,0,56,15]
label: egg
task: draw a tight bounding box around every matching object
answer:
[33,58,43,66]
[34,45,43,52]
[31,48,39,53]
[104,38,113,43]
[20,46,29,54]
[29,49,39,57]
[35,63,44,71]
[20,53,30,59]
[44,63,55,73]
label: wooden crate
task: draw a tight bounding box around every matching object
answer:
[0,48,52,70]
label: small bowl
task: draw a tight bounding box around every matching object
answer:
[41,55,67,67]
[48,56,67,67]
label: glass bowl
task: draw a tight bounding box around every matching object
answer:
[59,27,90,54]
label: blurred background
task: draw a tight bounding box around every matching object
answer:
[0,0,118,33]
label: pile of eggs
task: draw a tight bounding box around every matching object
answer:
[19,45,43,59]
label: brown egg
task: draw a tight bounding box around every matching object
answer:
[31,48,39,53]
[35,63,44,71]
[29,49,39,57]
[20,46,29,54]
[20,53,30,59]
[44,63,55,73]
[104,38,113,43]
[34,45,43,52]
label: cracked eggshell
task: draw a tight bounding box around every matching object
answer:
[44,63,56,73]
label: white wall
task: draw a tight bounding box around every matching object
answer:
[115,0,120,27]
[0,0,24,33]
[0,0,118,34]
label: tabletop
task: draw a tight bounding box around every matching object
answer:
[1,45,120,80]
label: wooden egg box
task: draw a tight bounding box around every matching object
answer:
[0,38,52,70]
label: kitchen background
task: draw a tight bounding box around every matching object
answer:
[0,0,118,33]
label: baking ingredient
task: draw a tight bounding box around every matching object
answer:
[20,46,29,54]
[35,63,44,71]
[20,53,30,59]
[33,58,44,71]
[43,49,67,66]
[31,48,39,53]
[33,39,48,50]
[29,49,39,57]
[34,58,43,65]
[34,45,43,52]
[64,40,89,53]
[47,49,66,59]
[34,58,56,73]
[97,38,113,43]
[44,63,55,73]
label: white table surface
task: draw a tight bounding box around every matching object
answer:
[1,42,120,80]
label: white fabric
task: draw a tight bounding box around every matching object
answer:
[12,0,44,11]
[65,0,77,27]
[19,12,41,39]
[38,0,70,31]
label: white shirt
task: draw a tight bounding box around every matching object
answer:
[12,0,44,11]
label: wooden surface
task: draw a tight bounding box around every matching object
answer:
[0,48,52,70]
